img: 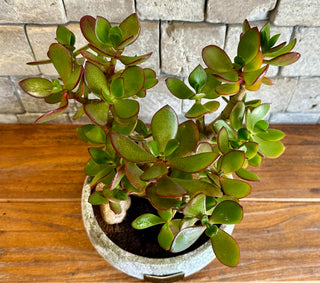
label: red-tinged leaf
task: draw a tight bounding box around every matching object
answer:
[95,16,111,45]
[220,150,245,174]
[132,213,164,229]
[168,120,199,159]
[84,102,109,126]
[210,228,240,267]
[246,80,262,91]
[168,152,219,173]
[230,101,245,130]
[81,50,110,68]
[121,66,145,97]
[90,166,114,188]
[252,136,285,158]
[110,133,158,163]
[47,43,72,83]
[118,13,140,48]
[237,27,260,64]
[243,51,263,71]
[19,78,53,98]
[80,15,105,48]
[85,62,109,96]
[158,225,175,250]
[242,19,251,33]
[215,83,240,96]
[264,52,301,66]
[202,45,233,72]
[210,200,243,224]
[220,177,251,198]
[172,178,222,197]
[264,39,296,58]
[165,78,195,99]
[125,162,147,191]
[88,44,114,58]
[155,176,187,198]
[262,77,273,85]
[243,65,269,86]
[109,165,125,190]
[64,64,84,90]
[213,70,239,83]
[196,142,213,154]
[183,193,206,218]
[119,52,152,66]
[140,162,168,181]
[35,92,68,123]
[171,226,206,253]
[146,185,181,211]
[113,99,139,119]
[236,168,260,181]
[217,127,229,154]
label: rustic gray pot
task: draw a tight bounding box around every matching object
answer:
[82,177,235,281]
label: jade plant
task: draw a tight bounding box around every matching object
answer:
[19,14,300,267]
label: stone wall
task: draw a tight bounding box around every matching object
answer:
[0,0,319,124]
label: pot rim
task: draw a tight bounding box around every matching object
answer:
[82,176,235,279]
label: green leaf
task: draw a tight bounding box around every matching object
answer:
[254,120,269,131]
[158,209,173,222]
[217,127,229,154]
[88,147,111,164]
[168,152,219,173]
[196,142,213,154]
[220,150,245,174]
[84,158,101,176]
[113,99,139,119]
[85,62,109,96]
[243,65,269,86]
[214,120,237,140]
[90,166,114,188]
[64,63,83,90]
[108,26,123,47]
[146,185,181,211]
[252,136,285,158]
[237,27,260,64]
[80,15,105,48]
[182,193,206,218]
[168,121,199,159]
[171,226,206,253]
[84,102,109,126]
[158,225,174,250]
[19,78,53,98]
[243,51,263,72]
[56,25,75,46]
[264,39,297,58]
[210,228,240,267]
[189,64,207,93]
[230,101,245,130]
[165,78,195,99]
[119,52,152,66]
[185,102,209,119]
[242,19,251,33]
[143,68,158,89]
[220,177,251,198]
[88,191,108,205]
[151,105,178,153]
[246,104,270,132]
[110,133,158,163]
[77,124,106,145]
[212,70,239,83]
[148,140,160,157]
[215,83,240,96]
[264,52,301,66]
[236,168,260,181]
[210,200,243,224]
[248,153,262,167]
[201,71,220,99]
[164,139,180,156]
[35,92,68,123]
[125,162,147,191]
[47,43,72,83]
[132,213,164,230]
[140,162,168,181]
[155,176,187,198]
[202,45,233,72]
[110,77,124,98]
[255,129,285,141]
[121,66,145,97]
[268,34,280,49]
[172,178,222,197]
[95,16,111,45]
[118,13,140,48]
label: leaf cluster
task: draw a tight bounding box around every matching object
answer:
[19,16,300,268]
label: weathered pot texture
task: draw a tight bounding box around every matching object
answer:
[82,177,235,281]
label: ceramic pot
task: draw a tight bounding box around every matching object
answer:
[82,177,235,281]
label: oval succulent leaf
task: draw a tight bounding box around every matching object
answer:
[110,133,158,163]
[217,127,229,154]
[85,62,109,96]
[113,99,139,119]
[220,177,251,198]
[168,152,219,173]
[155,176,187,198]
[88,147,111,164]
[95,16,111,45]
[215,83,240,96]
[214,120,237,141]
[140,162,168,181]
[143,68,158,89]
[252,136,285,158]
[213,70,239,83]
[237,27,260,64]
[84,102,109,126]
[121,66,145,97]
[236,168,260,181]
[47,43,73,83]
[210,228,240,267]
[202,45,233,72]
[19,78,53,98]
[125,162,147,190]
[88,191,108,205]
[220,150,245,174]
[182,193,206,218]
[243,65,269,86]
[255,129,285,141]
[243,51,263,72]
[230,101,245,130]
[77,124,106,145]
[188,64,207,93]
[119,52,152,66]
[132,213,164,230]
[264,52,301,66]
[158,225,174,250]
[210,200,243,224]
[146,185,181,211]
[56,25,76,46]
[151,105,178,154]
[165,78,195,99]
[118,13,140,48]
[171,226,206,253]
[80,15,105,48]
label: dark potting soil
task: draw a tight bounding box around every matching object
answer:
[93,196,210,258]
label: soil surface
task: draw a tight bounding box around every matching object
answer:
[93,196,209,258]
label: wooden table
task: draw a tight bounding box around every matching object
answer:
[1,124,319,282]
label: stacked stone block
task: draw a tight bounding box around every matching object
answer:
[0,0,319,124]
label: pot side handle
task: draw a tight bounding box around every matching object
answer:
[144,272,184,282]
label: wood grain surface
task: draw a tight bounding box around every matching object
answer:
[0,124,319,282]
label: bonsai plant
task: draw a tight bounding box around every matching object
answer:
[19,13,300,279]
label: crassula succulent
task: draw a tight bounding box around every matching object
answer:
[19,14,300,267]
